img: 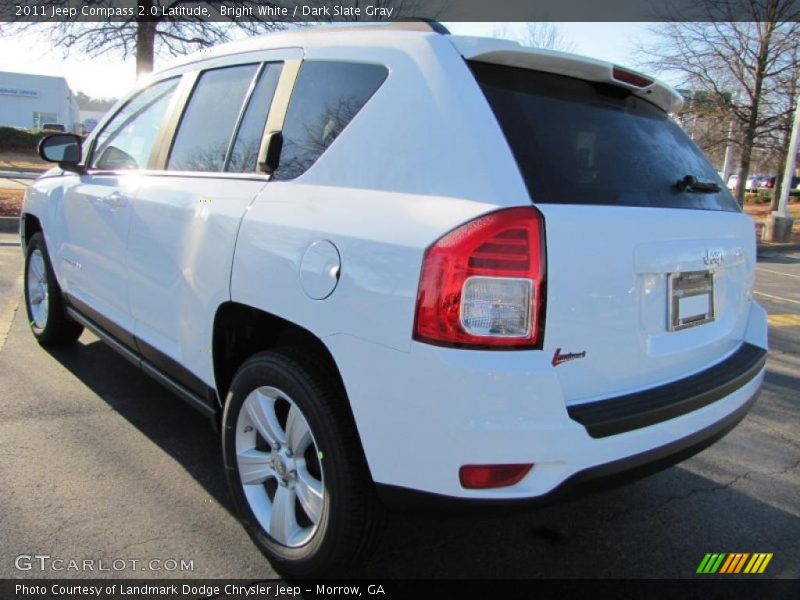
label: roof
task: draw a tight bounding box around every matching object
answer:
[160,25,682,113]
[161,25,437,71]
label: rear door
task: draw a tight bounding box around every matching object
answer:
[469,61,755,403]
[126,56,290,395]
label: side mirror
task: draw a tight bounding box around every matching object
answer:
[38,134,84,174]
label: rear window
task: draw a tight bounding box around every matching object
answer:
[470,61,740,212]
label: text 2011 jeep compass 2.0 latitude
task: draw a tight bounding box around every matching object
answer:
[22,23,768,575]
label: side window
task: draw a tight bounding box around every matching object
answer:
[92,78,178,171]
[227,62,283,173]
[273,61,388,181]
[167,64,258,172]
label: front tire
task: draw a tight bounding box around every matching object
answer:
[222,350,382,576]
[24,232,83,346]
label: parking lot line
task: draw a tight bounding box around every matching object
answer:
[754,290,800,305]
[0,273,21,352]
[767,314,800,327]
[757,267,800,280]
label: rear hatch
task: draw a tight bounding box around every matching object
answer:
[465,49,755,405]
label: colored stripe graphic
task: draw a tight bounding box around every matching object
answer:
[745,553,774,574]
[719,554,736,574]
[758,554,773,573]
[697,554,713,573]
[734,553,750,573]
[720,553,750,573]
[710,554,726,573]
[699,552,771,574]
[745,554,759,573]
[697,553,727,573]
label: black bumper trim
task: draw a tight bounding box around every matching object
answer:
[376,381,761,511]
[566,342,767,438]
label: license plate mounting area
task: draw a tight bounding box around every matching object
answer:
[668,270,715,331]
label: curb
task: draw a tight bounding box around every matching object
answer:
[0,171,38,180]
[757,242,800,257]
[5,166,43,174]
[0,217,20,234]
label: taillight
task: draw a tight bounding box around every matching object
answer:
[459,464,534,489]
[413,206,545,349]
[612,66,653,89]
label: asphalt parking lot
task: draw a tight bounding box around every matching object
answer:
[0,240,797,580]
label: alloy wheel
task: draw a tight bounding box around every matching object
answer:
[26,248,49,331]
[235,386,325,547]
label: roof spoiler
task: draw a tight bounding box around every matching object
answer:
[451,37,682,113]
[309,19,450,36]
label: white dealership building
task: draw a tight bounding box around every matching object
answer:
[0,71,80,132]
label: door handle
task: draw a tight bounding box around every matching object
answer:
[102,191,128,209]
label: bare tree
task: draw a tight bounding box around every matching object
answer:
[674,90,732,165]
[638,0,800,205]
[493,22,576,53]
[1,1,435,77]
[0,1,292,76]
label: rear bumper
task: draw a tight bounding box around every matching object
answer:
[376,379,761,510]
[566,342,767,438]
[326,301,769,502]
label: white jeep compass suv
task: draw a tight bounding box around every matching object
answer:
[21,22,768,576]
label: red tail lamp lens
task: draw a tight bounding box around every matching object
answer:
[459,464,534,489]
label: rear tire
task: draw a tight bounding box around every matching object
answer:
[222,350,383,576]
[23,232,83,346]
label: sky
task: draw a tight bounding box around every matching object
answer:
[0,22,663,100]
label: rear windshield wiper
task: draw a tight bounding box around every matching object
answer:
[675,175,721,194]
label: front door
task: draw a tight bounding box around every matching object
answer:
[54,77,180,341]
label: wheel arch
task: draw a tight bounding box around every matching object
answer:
[212,302,373,478]
[212,301,349,409]
[21,213,42,249]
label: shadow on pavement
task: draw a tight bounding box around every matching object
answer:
[46,337,231,510]
[45,335,800,579]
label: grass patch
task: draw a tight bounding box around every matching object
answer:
[0,150,49,173]
[0,188,23,217]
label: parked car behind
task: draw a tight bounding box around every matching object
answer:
[727,173,771,193]
[761,175,800,190]
[746,174,767,192]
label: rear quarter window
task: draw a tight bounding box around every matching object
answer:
[470,61,740,212]
[272,61,388,181]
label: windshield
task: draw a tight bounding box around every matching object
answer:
[470,61,740,212]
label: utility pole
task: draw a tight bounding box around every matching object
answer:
[722,91,739,185]
[721,119,735,182]
[766,94,799,242]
